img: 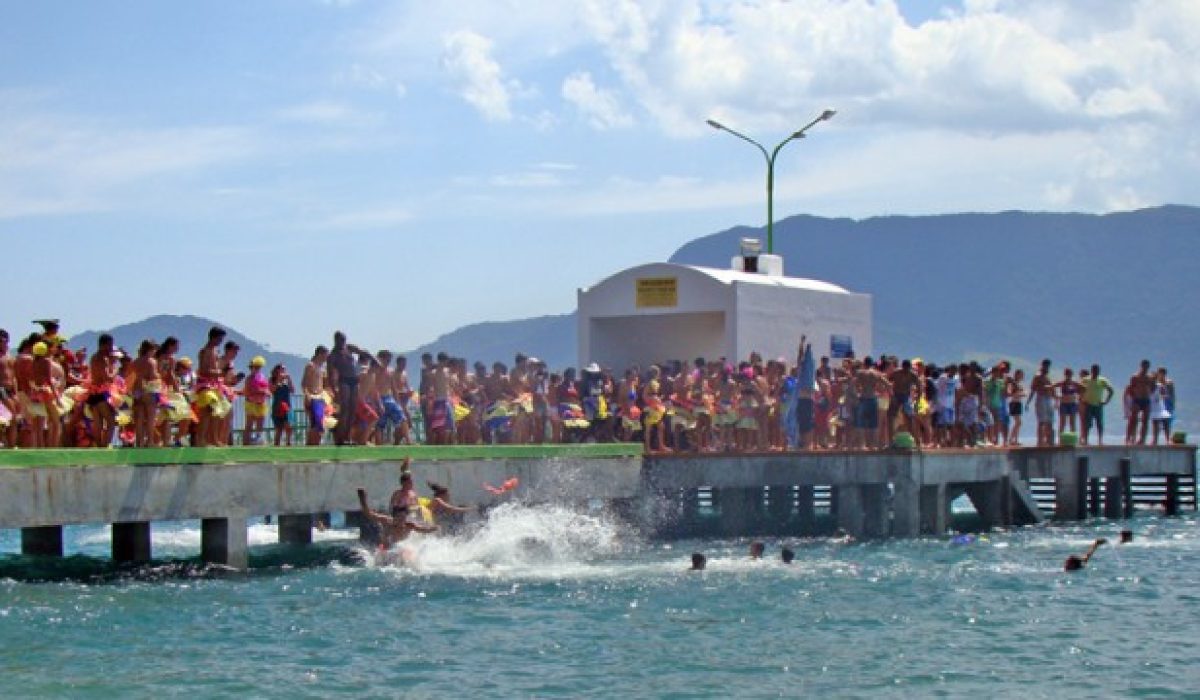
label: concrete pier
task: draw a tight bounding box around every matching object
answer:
[0,444,1193,569]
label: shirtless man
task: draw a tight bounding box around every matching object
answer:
[391,356,413,444]
[958,364,985,448]
[1125,360,1155,445]
[326,332,362,446]
[374,351,401,444]
[853,357,890,450]
[195,326,226,447]
[0,330,17,447]
[356,486,437,552]
[87,334,118,448]
[353,353,379,445]
[888,359,921,442]
[428,353,454,445]
[1027,359,1057,447]
[301,345,329,445]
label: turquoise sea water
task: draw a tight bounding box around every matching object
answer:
[2,505,1199,698]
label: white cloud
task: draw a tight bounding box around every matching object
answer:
[276,100,383,128]
[306,205,413,231]
[440,29,516,121]
[561,71,633,129]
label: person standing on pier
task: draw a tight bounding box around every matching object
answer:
[1028,359,1057,447]
[0,330,17,448]
[327,332,362,446]
[1125,360,1154,445]
[302,345,329,446]
[1079,364,1114,445]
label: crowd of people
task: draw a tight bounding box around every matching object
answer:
[0,321,1181,452]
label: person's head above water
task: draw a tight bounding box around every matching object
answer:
[749,541,765,559]
[1064,538,1107,571]
[690,552,706,571]
[781,548,795,564]
[1120,529,1134,544]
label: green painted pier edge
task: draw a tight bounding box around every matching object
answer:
[0,444,1194,571]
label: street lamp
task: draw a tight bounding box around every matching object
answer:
[706,109,836,255]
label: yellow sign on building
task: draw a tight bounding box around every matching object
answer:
[635,277,678,308]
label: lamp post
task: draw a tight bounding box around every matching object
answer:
[706,109,836,255]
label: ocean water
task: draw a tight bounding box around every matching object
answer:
[1,505,1199,698]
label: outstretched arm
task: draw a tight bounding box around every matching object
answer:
[433,497,472,514]
[356,488,389,528]
[1082,538,1108,564]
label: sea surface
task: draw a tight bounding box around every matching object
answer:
[2,504,1199,698]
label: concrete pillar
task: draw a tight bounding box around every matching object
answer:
[21,526,63,557]
[861,484,887,538]
[965,478,1013,531]
[201,517,248,570]
[1120,458,1134,518]
[920,483,950,536]
[278,514,314,545]
[717,488,760,536]
[890,476,921,538]
[795,486,816,535]
[112,521,152,564]
[1104,476,1125,519]
[1054,458,1088,521]
[835,485,864,538]
[1165,474,1180,517]
[1088,477,1102,517]
[767,485,793,532]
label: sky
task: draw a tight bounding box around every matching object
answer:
[2,0,1198,356]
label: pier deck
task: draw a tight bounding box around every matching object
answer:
[0,444,1193,569]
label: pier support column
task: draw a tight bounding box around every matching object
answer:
[861,484,887,539]
[964,477,1013,531]
[1165,474,1180,517]
[278,514,314,545]
[21,526,63,557]
[201,517,248,570]
[1120,458,1134,518]
[112,521,152,565]
[1089,477,1102,517]
[1104,476,1126,519]
[1055,458,1088,521]
[890,478,921,538]
[920,483,950,536]
[795,486,816,535]
[835,485,864,539]
[717,488,760,536]
[344,510,367,529]
[767,486,793,534]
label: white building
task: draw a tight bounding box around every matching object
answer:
[576,242,872,370]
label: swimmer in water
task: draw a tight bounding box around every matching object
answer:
[781,548,795,564]
[1119,529,1133,544]
[1064,538,1107,571]
[356,487,437,551]
[690,552,706,571]
[749,541,765,559]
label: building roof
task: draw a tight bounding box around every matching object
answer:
[685,265,851,294]
[579,261,854,295]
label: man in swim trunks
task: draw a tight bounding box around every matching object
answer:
[327,332,363,446]
[87,334,119,448]
[1125,360,1154,445]
[1027,359,1057,447]
[427,353,455,445]
[853,357,890,450]
[194,327,226,447]
[302,345,329,446]
[888,359,920,442]
[356,484,437,551]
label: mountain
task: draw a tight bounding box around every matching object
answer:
[402,313,576,371]
[71,314,310,380]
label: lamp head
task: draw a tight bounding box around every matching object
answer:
[705,119,725,130]
[820,109,837,121]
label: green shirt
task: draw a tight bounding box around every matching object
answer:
[1082,376,1113,405]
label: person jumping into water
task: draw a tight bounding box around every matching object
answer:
[356,486,437,551]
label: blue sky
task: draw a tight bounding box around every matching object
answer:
[2,0,1197,355]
